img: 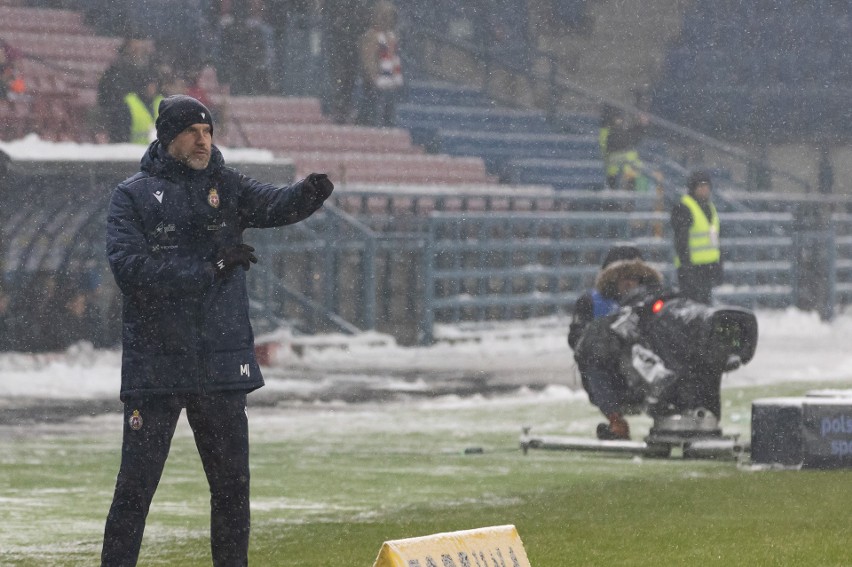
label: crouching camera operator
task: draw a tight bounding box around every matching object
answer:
[569,248,665,440]
[573,264,758,442]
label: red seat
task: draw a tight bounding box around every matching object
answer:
[215,95,327,125]
[1,12,501,183]
[0,6,88,35]
[239,123,418,154]
[2,32,121,66]
[284,152,496,185]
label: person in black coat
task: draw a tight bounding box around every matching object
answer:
[569,246,663,440]
[567,243,644,350]
[670,170,723,305]
[95,36,155,143]
[100,95,334,566]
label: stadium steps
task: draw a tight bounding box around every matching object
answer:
[215,94,497,185]
[431,129,599,181]
[395,101,553,145]
[403,80,490,108]
[536,0,687,103]
[653,1,852,139]
[237,123,421,155]
[0,5,127,141]
[503,158,603,190]
[283,151,496,185]
[398,80,607,189]
[1,32,121,75]
[0,7,496,186]
[0,5,89,35]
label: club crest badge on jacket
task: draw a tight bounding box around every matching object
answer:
[129,409,143,431]
[207,187,220,208]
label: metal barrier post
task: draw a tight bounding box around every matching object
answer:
[362,236,377,330]
[793,202,836,321]
[419,217,437,345]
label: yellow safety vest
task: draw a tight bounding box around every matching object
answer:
[675,194,721,267]
[124,93,162,145]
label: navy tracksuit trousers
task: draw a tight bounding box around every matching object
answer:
[101,392,250,567]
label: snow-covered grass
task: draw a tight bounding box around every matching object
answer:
[3,307,851,401]
[2,378,852,566]
[1,308,852,565]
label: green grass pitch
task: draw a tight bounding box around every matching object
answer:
[2,380,850,566]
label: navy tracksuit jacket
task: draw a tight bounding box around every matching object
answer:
[102,141,327,566]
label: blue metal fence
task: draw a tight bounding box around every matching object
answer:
[0,154,848,349]
[417,209,840,344]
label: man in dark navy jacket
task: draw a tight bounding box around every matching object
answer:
[100,95,334,566]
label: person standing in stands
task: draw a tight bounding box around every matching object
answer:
[216,0,275,95]
[599,104,649,191]
[357,0,404,127]
[121,72,165,145]
[100,95,334,566]
[0,38,26,101]
[324,0,369,124]
[96,35,155,142]
[670,169,723,304]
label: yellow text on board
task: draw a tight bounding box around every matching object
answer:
[373,524,532,567]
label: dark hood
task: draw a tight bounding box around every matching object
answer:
[139,140,225,181]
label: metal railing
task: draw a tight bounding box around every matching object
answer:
[417,209,839,344]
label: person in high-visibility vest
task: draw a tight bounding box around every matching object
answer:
[124,88,162,145]
[670,170,723,304]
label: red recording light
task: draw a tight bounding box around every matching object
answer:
[652,299,664,314]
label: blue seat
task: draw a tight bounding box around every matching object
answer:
[434,130,599,178]
[655,1,852,140]
[553,111,599,135]
[503,158,604,190]
[405,80,490,108]
[395,103,553,145]
[663,47,696,83]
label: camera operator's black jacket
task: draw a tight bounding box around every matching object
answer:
[106,142,326,401]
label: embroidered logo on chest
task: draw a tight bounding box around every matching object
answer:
[207,187,220,208]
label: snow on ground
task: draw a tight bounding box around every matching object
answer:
[0,308,850,404]
[0,133,280,163]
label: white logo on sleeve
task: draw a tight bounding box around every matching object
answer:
[240,364,250,377]
[153,190,164,203]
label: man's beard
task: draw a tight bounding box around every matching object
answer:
[184,154,210,170]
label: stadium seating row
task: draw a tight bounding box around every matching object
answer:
[0,5,499,185]
[0,6,88,35]
[397,81,608,190]
[654,0,852,139]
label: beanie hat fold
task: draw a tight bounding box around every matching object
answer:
[155,95,214,147]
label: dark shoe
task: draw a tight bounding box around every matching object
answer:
[597,422,617,440]
[596,413,631,440]
[596,422,630,440]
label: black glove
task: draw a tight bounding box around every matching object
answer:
[303,173,334,206]
[213,244,258,278]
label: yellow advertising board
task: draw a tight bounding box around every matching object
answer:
[372,524,532,567]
